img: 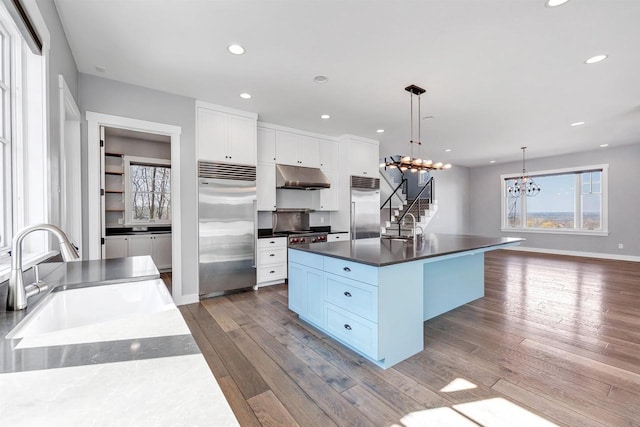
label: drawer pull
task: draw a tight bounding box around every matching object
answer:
[270,253,275,257]
[269,241,275,244]
[343,267,351,272]
[344,291,352,297]
[344,324,352,331]
[270,270,275,274]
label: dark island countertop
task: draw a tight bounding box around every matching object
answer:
[289,234,523,267]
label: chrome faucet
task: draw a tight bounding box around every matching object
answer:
[404,213,417,241]
[7,224,80,311]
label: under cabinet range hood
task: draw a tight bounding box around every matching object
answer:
[275,164,330,190]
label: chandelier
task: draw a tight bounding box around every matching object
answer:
[507,146,541,197]
[381,84,451,173]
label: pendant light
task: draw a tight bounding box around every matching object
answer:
[507,146,541,197]
[381,85,451,173]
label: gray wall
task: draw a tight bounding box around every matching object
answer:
[469,143,640,257]
[36,0,79,228]
[425,166,471,234]
[78,73,198,296]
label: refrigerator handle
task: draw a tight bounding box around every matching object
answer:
[351,201,356,240]
[252,199,257,268]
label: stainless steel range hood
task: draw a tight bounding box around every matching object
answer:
[275,164,330,190]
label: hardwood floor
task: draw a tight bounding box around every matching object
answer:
[177,250,640,426]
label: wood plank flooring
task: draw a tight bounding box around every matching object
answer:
[173,250,640,426]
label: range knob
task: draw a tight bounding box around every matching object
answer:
[300,238,306,243]
[291,238,298,243]
[319,236,326,241]
[311,237,318,243]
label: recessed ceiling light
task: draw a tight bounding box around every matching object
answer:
[444,149,452,152]
[227,44,245,55]
[570,121,585,127]
[240,93,251,99]
[600,144,609,147]
[313,75,328,84]
[95,65,106,73]
[376,129,385,133]
[585,54,608,64]
[321,114,330,119]
[490,160,496,163]
[545,0,569,8]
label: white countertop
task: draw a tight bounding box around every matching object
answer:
[0,259,239,427]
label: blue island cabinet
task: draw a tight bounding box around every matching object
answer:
[288,248,425,369]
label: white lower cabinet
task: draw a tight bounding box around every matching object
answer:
[104,236,128,259]
[104,233,172,270]
[256,237,287,287]
[327,233,349,242]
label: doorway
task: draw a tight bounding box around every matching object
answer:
[85,112,184,303]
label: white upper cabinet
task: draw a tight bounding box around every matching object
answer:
[319,169,339,211]
[348,139,379,177]
[276,131,320,167]
[196,102,257,165]
[319,139,339,170]
[257,127,276,164]
[257,162,276,211]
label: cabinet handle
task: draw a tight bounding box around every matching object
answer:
[344,291,352,297]
[335,236,340,239]
[270,241,275,244]
[344,324,352,331]
[270,253,275,257]
[270,270,275,274]
[343,267,351,272]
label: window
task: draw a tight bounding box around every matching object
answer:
[502,165,608,235]
[0,2,49,278]
[124,156,171,225]
[0,19,11,253]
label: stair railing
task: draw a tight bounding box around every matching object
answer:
[380,176,407,226]
[397,176,434,224]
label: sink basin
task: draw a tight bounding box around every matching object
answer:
[6,279,174,339]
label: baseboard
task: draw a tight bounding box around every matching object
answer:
[505,246,640,263]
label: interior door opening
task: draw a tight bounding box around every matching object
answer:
[100,126,173,274]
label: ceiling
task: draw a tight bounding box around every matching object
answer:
[54,0,640,167]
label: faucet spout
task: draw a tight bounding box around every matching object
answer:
[7,224,80,311]
[404,213,417,241]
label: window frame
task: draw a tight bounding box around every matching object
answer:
[0,17,12,256]
[123,155,171,226]
[500,164,609,236]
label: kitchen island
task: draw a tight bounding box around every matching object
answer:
[288,234,522,369]
[0,256,238,426]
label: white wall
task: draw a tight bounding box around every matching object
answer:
[469,143,640,257]
[78,74,198,297]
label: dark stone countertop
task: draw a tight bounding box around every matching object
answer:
[289,234,524,267]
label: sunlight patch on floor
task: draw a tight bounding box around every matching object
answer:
[439,378,478,393]
[453,397,558,426]
[401,407,480,426]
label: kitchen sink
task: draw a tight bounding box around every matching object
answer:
[6,279,174,340]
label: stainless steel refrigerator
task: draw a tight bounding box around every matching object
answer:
[350,176,381,240]
[198,161,256,297]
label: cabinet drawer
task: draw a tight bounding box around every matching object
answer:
[257,237,286,249]
[257,263,286,283]
[327,233,348,242]
[323,256,378,285]
[325,303,378,360]
[325,273,378,322]
[288,248,323,269]
[258,248,286,265]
